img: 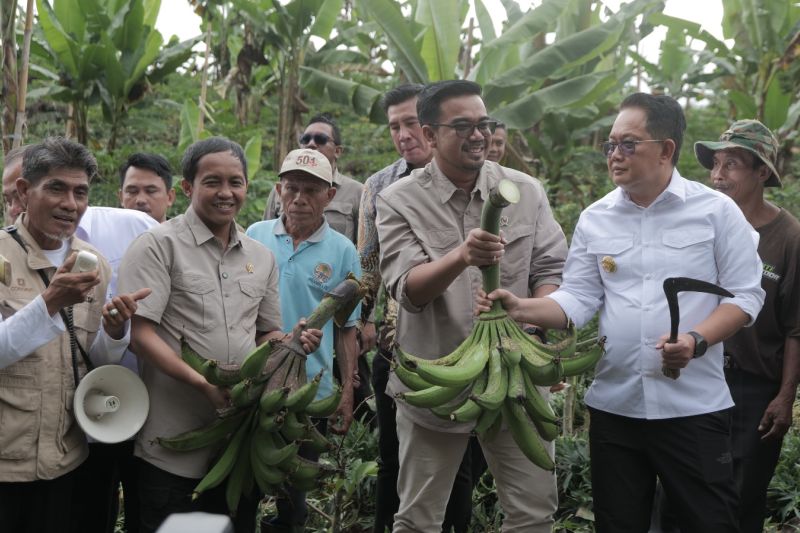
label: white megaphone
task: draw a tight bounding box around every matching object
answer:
[74,365,149,444]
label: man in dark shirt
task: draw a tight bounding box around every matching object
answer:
[695,119,800,533]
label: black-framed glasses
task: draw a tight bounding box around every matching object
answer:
[600,139,664,158]
[430,120,499,139]
[299,133,333,146]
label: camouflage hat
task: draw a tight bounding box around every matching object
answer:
[694,119,781,187]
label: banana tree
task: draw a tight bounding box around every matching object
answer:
[1,0,17,152]
[30,0,196,149]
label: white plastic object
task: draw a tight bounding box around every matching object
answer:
[71,250,98,273]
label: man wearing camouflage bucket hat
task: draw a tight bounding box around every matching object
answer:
[696,119,800,533]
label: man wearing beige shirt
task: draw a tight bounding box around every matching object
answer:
[118,137,320,533]
[376,80,568,532]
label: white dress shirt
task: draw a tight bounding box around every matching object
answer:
[76,206,157,374]
[76,206,158,299]
[548,170,765,419]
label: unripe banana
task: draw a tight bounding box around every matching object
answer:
[225,432,252,513]
[447,368,488,422]
[250,441,287,492]
[305,387,342,417]
[392,360,436,391]
[473,404,500,436]
[521,357,563,387]
[254,430,300,467]
[259,386,290,413]
[532,417,559,442]
[506,362,525,402]
[302,423,334,454]
[231,378,265,408]
[208,360,243,387]
[192,411,252,498]
[258,410,286,433]
[240,339,276,379]
[157,409,248,452]
[285,370,323,412]
[396,383,466,409]
[471,348,507,411]
[559,337,606,377]
[502,399,554,471]
[410,342,490,389]
[280,411,310,441]
[521,372,558,424]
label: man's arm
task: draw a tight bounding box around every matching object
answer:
[130,316,228,408]
[658,303,749,370]
[759,336,800,440]
[330,326,357,435]
[0,295,64,369]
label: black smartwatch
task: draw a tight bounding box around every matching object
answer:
[687,331,707,358]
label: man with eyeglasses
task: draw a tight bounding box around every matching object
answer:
[376,80,567,532]
[478,93,765,533]
[264,113,363,244]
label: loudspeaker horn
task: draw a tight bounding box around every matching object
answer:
[74,365,149,443]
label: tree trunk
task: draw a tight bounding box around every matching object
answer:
[11,0,32,149]
[1,0,18,153]
[198,18,213,135]
[274,47,301,170]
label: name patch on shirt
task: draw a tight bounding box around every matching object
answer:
[762,262,781,283]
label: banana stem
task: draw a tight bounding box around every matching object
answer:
[480,179,521,313]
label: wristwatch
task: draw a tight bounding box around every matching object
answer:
[687,331,707,358]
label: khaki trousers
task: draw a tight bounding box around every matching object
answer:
[393,409,557,533]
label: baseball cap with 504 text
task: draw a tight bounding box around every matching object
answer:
[278,148,332,185]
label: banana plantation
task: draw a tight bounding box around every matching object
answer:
[0,0,798,531]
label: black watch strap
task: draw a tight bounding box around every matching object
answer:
[687,331,707,358]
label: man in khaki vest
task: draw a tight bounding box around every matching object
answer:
[0,137,149,533]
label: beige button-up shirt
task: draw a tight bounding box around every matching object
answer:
[264,170,363,243]
[118,206,281,478]
[377,160,568,432]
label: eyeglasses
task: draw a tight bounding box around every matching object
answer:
[600,139,664,158]
[430,120,499,139]
[299,133,334,146]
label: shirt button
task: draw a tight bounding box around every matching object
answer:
[289,258,293,262]
[222,272,229,279]
[224,293,229,298]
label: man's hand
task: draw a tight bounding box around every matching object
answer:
[476,289,522,319]
[42,252,102,316]
[656,333,695,370]
[759,394,794,441]
[289,318,323,354]
[459,228,506,267]
[329,391,354,435]
[102,287,152,339]
[199,380,231,410]
[359,321,377,355]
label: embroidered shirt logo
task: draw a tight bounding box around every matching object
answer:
[313,263,333,285]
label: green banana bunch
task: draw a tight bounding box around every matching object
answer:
[160,275,366,514]
[393,179,607,471]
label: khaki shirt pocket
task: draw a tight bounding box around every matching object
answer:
[170,273,218,332]
[325,203,355,241]
[237,281,266,333]
[587,237,636,291]
[661,226,715,279]
[500,224,535,287]
[0,386,41,460]
[72,299,103,342]
[419,228,461,257]
[57,387,83,455]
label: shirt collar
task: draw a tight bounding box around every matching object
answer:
[184,205,241,247]
[273,216,329,243]
[607,167,686,209]
[75,206,93,241]
[428,160,488,204]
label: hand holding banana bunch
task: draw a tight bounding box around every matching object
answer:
[394,179,605,471]
[157,276,365,513]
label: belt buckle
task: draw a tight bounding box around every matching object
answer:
[723,354,734,369]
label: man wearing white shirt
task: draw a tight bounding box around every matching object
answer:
[478,93,764,533]
[0,137,149,533]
